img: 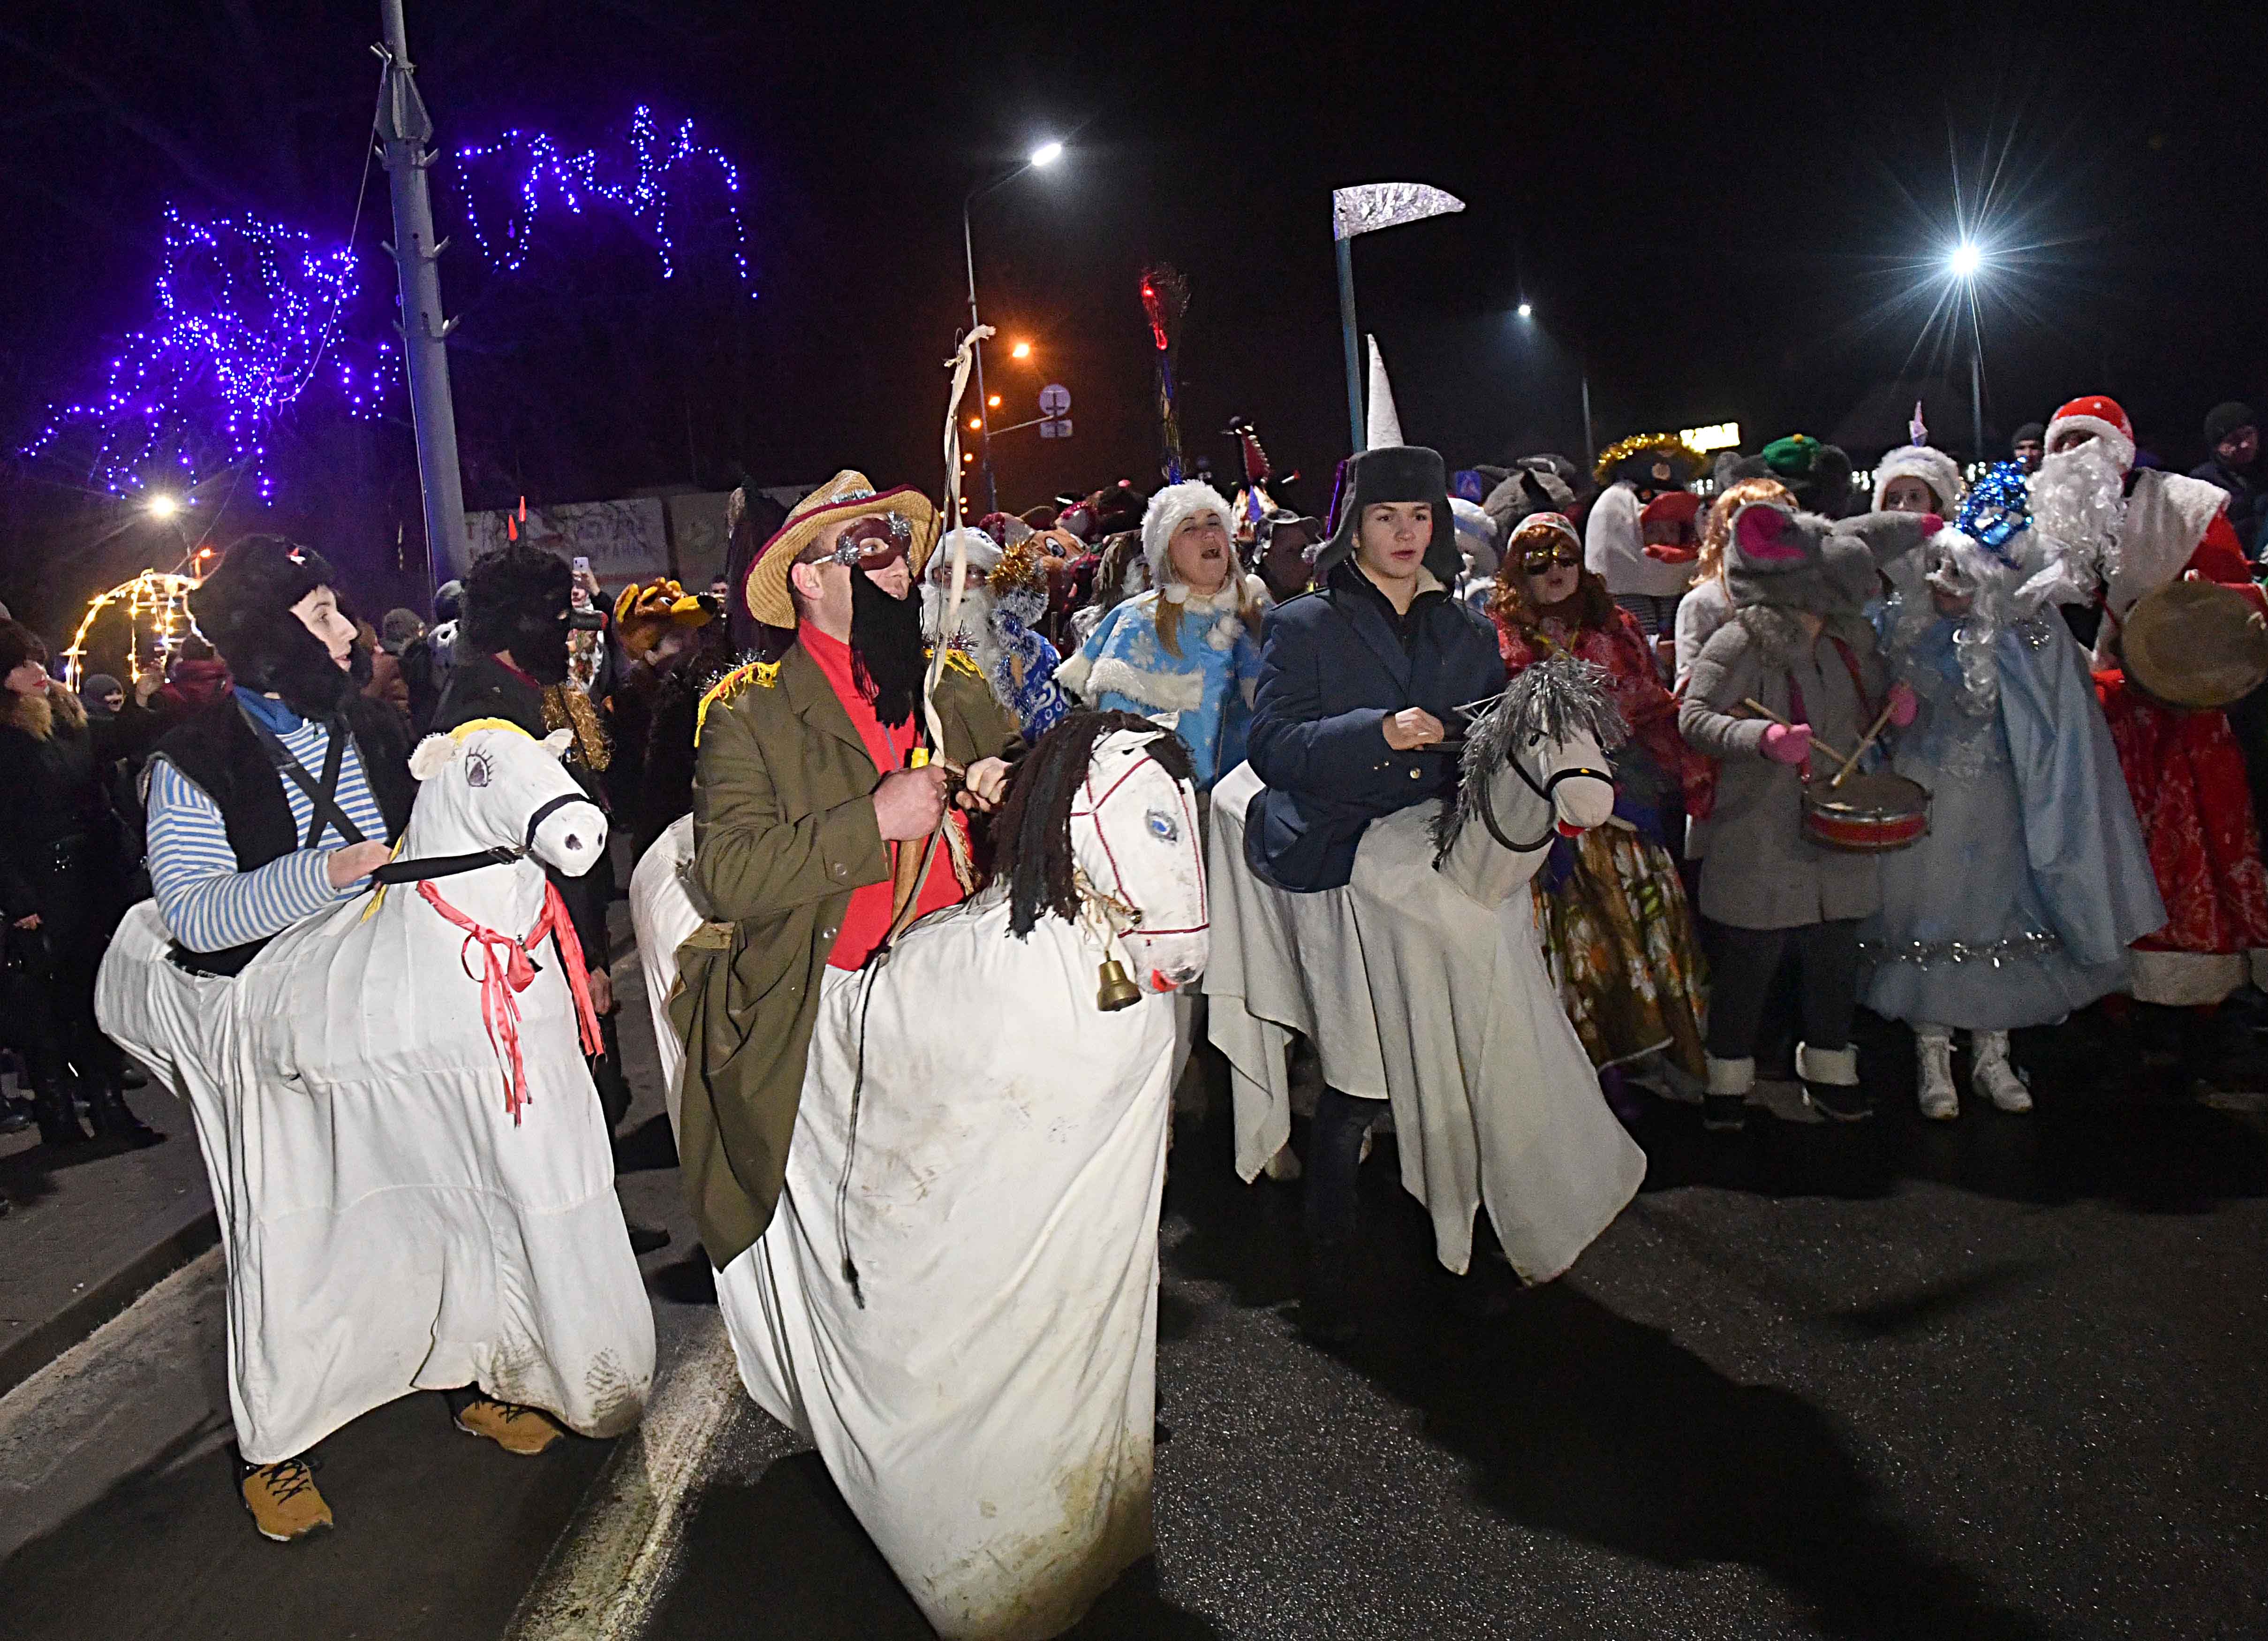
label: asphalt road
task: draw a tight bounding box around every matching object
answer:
[4,929,2265,1638]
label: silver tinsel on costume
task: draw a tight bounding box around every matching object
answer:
[1860,929,2064,969]
[1431,653,1626,858]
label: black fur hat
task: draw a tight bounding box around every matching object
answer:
[189,534,348,716]
[1315,445,1458,582]
[462,539,573,684]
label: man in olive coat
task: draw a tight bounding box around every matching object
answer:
[675,473,1014,1267]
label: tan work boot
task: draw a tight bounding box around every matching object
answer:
[455,1393,565,1455]
[241,1457,333,1542]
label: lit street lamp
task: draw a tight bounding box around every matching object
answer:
[964,141,1068,515]
[145,493,181,520]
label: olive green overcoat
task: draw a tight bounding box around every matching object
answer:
[671,642,1012,1267]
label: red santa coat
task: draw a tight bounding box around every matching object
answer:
[2091,479,2268,1004]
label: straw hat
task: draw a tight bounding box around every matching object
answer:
[743,470,940,628]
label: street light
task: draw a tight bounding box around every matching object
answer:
[1948,241,1982,280]
[964,139,1069,515]
[146,493,181,519]
[1010,341,1032,360]
[1516,301,1533,320]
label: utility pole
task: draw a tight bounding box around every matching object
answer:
[376,0,469,585]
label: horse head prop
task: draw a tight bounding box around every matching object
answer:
[1432,655,1624,907]
[992,709,1208,1007]
[400,719,610,882]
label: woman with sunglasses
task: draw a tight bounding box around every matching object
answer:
[1490,514,1710,1114]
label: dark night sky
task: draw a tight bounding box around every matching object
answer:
[4,0,2265,627]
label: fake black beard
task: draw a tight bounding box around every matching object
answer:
[513,613,573,686]
[850,570,926,729]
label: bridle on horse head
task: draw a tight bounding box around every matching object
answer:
[1070,739,1209,945]
[1451,692,1615,855]
[371,791,603,884]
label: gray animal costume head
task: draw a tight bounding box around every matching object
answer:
[1726,503,1931,617]
[1315,445,1459,582]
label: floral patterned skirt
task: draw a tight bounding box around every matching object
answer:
[1534,825,1709,1074]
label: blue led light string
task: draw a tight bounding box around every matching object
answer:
[452,105,755,293]
[23,207,395,500]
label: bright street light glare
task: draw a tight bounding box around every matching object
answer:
[1948,242,1983,280]
[1029,141,1064,168]
[145,493,181,519]
[1010,341,1032,359]
[987,395,1001,407]
[1517,302,1533,320]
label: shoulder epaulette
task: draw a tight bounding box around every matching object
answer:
[938,646,984,681]
[695,659,780,745]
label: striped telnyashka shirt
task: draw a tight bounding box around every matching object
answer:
[145,714,389,954]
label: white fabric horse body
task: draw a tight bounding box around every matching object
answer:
[1207,662,1646,1279]
[628,811,700,1135]
[641,720,1205,1641]
[97,721,654,1464]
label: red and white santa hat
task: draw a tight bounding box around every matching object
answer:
[2044,395,2136,472]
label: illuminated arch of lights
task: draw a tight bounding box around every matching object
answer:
[62,569,203,691]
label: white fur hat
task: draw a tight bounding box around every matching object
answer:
[929,525,1003,582]
[1141,480,1237,590]
[1871,445,1966,514]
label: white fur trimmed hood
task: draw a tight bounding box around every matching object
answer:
[1141,480,1239,591]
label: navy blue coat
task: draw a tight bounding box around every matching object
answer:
[1243,574,1507,891]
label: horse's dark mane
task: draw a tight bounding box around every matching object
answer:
[1431,654,1628,861]
[992,709,1194,937]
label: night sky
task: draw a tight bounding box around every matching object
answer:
[4,1,2264,631]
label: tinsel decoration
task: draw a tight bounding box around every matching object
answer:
[1592,432,1707,488]
[1956,461,2032,565]
[1140,265,1189,483]
[1432,654,1627,859]
[1860,929,2063,970]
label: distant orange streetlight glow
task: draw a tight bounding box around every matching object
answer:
[987,395,1001,407]
[1010,341,1031,360]
[969,417,982,430]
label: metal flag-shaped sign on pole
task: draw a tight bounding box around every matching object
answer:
[1331,183,1465,453]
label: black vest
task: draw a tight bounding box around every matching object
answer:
[151,693,416,974]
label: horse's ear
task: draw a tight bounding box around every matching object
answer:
[409,734,460,782]
[542,728,574,760]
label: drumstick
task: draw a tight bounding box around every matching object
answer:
[1827,700,1898,791]
[1736,699,1849,767]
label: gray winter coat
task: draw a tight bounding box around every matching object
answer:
[1679,607,1889,929]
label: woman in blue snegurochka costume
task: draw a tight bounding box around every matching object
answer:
[1057,480,1266,791]
[1865,458,2164,1120]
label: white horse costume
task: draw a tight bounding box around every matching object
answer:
[637,716,1205,1641]
[96,719,654,1464]
[628,811,700,1137]
[1207,656,1648,1280]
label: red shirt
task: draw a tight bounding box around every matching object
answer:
[798,626,968,969]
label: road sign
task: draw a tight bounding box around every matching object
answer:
[1038,383,1071,418]
[1039,418,1073,440]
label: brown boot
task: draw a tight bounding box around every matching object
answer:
[241,1457,333,1542]
[454,1393,565,1455]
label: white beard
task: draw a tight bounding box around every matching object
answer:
[2029,440,2126,583]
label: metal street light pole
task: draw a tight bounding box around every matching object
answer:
[962,142,1063,519]
[960,202,995,516]
[376,0,467,589]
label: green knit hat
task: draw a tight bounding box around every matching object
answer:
[1760,434,1822,479]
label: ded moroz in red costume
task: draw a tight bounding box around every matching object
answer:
[2035,395,2268,1004]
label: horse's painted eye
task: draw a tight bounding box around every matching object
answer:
[1145,808,1179,843]
[465,751,492,788]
